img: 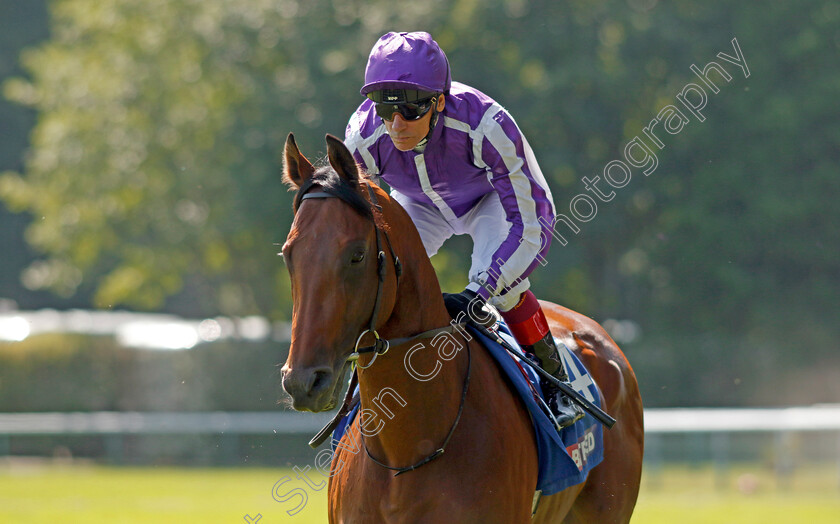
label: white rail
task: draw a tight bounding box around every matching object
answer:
[642,404,840,433]
[0,411,331,436]
[1,405,839,436]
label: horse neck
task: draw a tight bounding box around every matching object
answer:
[354,192,473,465]
[371,185,450,339]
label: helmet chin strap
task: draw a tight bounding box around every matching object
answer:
[412,99,441,153]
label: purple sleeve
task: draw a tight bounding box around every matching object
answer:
[468,108,555,301]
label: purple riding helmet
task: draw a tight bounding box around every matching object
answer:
[361,31,451,100]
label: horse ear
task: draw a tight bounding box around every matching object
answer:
[325,134,359,182]
[283,133,315,189]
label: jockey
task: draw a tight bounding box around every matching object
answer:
[344,32,583,428]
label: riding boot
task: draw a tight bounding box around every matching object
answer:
[527,332,584,429]
[501,290,584,429]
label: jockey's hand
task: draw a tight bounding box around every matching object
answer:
[442,289,495,328]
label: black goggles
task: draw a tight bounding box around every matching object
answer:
[374,96,437,122]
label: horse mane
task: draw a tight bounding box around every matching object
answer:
[291,164,387,230]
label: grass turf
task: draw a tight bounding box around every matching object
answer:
[1,460,838,523]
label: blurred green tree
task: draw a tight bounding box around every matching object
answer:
[1,0,838,405]
[0,0,51,308]
[1,0,448,316]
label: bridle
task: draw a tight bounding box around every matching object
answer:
[295,178,471,475]
[298,181,464,367]
[299,182,402,368]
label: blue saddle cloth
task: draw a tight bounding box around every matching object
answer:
[331,322,604,495]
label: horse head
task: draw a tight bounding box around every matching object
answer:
[279,133,400,412]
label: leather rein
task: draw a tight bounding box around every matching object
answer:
[297,180,471,475]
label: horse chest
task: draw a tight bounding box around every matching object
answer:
[331,464,525,524]
[334,490,486,524]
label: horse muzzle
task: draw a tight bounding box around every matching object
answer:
[281,364,339,412]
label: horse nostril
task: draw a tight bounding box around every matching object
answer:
[309,368,333,395]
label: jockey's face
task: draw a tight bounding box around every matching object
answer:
[384,95,445,151]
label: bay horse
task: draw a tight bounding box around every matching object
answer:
[280,133,644,523]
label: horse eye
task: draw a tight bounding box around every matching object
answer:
[350,251,366,264]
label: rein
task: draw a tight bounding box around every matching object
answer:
[298,180,472,475]
[363,332,472,477]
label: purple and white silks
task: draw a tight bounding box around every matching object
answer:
[344,82,556,310]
